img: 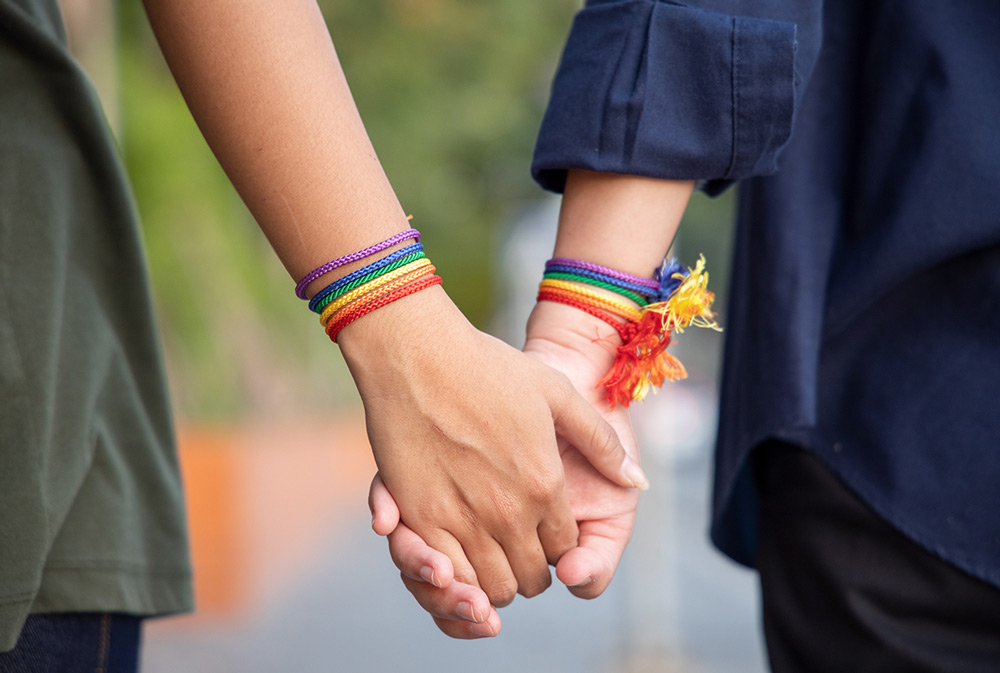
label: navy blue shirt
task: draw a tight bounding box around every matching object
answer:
[534,0,1000,587]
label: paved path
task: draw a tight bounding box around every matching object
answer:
[142,402,766,673]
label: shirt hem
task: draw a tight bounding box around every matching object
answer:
[0,563,194,653]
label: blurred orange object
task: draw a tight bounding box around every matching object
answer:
[175,413,375,619]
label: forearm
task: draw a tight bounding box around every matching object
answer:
[143,0,650,612]
[553,170,693,279]
[142,0,408,294]
[532,169,695,353]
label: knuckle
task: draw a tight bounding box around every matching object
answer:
[487,579,518,608]
[454,500,479,532]
[589,420,621,461]
[550,372,578,406]
[519,571,552,599]
[454,567,477,587]
[387,536,413,571]
[524,468,562,505]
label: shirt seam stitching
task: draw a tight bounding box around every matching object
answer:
[0,593,36,608]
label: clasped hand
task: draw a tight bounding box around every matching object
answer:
[357,297,644,638]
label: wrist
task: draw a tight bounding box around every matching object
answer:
[337,284,467,379]
[530,254,719,408]
[554,170,693,279]
[524,300,621,374]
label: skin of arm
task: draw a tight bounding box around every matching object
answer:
[141,0,648,609]
[374,169,695,637]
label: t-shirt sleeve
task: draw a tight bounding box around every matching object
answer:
[532,0,804,195]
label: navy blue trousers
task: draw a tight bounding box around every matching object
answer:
[755,443,1000,672]
[0,613,142,673]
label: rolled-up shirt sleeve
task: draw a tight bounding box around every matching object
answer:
[532,0,803,194]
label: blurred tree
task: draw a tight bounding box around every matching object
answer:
[71,0,734,421]
[112,0,582,420]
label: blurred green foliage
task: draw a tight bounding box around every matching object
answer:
[322,0,586,312]
[113,0,734,420]
[116,0,583,419]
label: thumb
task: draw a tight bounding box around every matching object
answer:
[368,472,402,536]
[549,382,649,490]
[555,526,625,600]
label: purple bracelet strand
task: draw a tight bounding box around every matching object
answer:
[545,257,659,291]
[295,228,421,299]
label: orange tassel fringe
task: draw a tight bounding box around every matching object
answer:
[598,256,720,408]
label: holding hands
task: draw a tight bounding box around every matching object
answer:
[142,0,700,643]
[368,297,646,638]
[343,285,647,628]
[364,172,706,638]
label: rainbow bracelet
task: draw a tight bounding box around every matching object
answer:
[537,255,720,408]
[295,228,421,299]
[545,257,660,292]
[326,275,443,343]
[309,243,425,312]
[298,225,442,343]
[542,270,650,306]
[319,258,436,325]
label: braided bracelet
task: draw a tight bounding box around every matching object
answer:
[295,220,443,344]
[326,275,443,343]
[542,270,650,306]
[319,259,436,325]
[537,255,720,408]
[537,278,642,322]
[309,243,425,312]
[295,228,421,299]
[546,257,660,292]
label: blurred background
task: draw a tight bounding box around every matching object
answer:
[61,0,766,670]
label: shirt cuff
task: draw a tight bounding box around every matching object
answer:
[532,0,797,195]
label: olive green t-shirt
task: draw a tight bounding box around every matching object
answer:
[0,0,192,651]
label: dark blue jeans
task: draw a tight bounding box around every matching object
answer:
[0,613,142,673]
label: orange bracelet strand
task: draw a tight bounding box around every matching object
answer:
[326,274,443,343]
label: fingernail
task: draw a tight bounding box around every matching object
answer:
[622,457,650,490]
[469,622,496,638]
[570,576,594,588]
[456,601,481,623]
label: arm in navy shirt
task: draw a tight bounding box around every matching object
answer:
[382,0,826,639]
[534,0,823,194]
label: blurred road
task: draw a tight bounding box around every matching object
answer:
[142,402,766,673]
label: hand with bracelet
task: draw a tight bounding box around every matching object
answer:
[143,0,650,617]
[309,229,652,611]
[372,171,721,637]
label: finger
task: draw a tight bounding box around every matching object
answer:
[388,523,454,589]
[535,489,579,566]
[548,379,649,490]
[400,573,492,624]
[554,522,627,600]
[417,528,481,590]
[500,532,553,599]
[462,537,518,608]
[368,472,401,536]
[431,609,502,640]
[499,471,574,597]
